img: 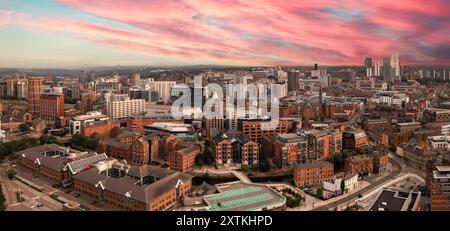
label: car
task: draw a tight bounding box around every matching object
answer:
[37,203,44,208]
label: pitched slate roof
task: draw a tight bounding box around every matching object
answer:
[73,166,193,203]
[66,153,109,174]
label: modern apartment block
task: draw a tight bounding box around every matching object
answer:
[27,77,44,117]
[263,129,342,168]
[212,132,259,165]
[238,117,289,143]
[426,158,450,211]
[106,94,145,120]
[69,111,109,135]
[40,92,65,120]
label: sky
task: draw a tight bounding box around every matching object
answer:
[1,0,450,68]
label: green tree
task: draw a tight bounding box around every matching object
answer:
[55,119,62,129]
[241,165,250,172]
[316,188,323,198]
[328,154,344,171]
[195,154,203,166]
[389,144,396,153]
[40,135,61,145]
[19,123,31,132]
[340,178,346,194]
[0,138,40,161]
[202,148,213,165]
[356,147,369,154]
[0,183,6,211]
[341,149,352,159]
[286,196,301,208]
[70,134,97,150]
[259,158,271,172]
[7,168,17,180]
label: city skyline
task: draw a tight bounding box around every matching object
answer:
[1,0,450,68]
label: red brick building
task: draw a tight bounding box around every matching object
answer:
[238,118,289,143]
[344,155,374,175]
[212,132,259,166]
[97,135,149,165]
[373,150,390,173]
[426,158,450,211]
[73,165,192,211]
[213,134,233,164]
[15,144,107,186]
[293,161,334,187]
[81,120,120,137]
[27,77,44,117]
[40,92,65,120]
[168,146,201,172]
[323,102,357,121]
[127,116,183,133]
[343,128,369,150]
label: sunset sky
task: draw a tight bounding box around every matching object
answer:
[1,0,450,68]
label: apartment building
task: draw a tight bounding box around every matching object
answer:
[106,94,145,120]
[426,158,450,211]
[212,132,259,165]
[344,155,374,175]
[293,161,334,187]
[97,135,150,166]
[343,128,369,150]
[27,77,44,117]
[69,111,109,135]
[168,146,201,172]
[238,117,289,143]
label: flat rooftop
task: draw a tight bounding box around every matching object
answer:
[144,123,193,132]
[369,189,420,211]
[203,182,285,211]
[436,166,450,172]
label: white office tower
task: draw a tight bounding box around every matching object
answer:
[135,78,176,103]
[366,68,373,77]
[382,54,400,83]
[392,54,400,77]
[374,61,381,76]
[311,68,329,87]
[275,69,287,81]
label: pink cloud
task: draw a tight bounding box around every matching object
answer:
[0,10,15,27]
[9,0,450,65]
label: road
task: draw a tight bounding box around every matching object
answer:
[311,158,403,211]
[0,162,100,211]
[0,164,62,211]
